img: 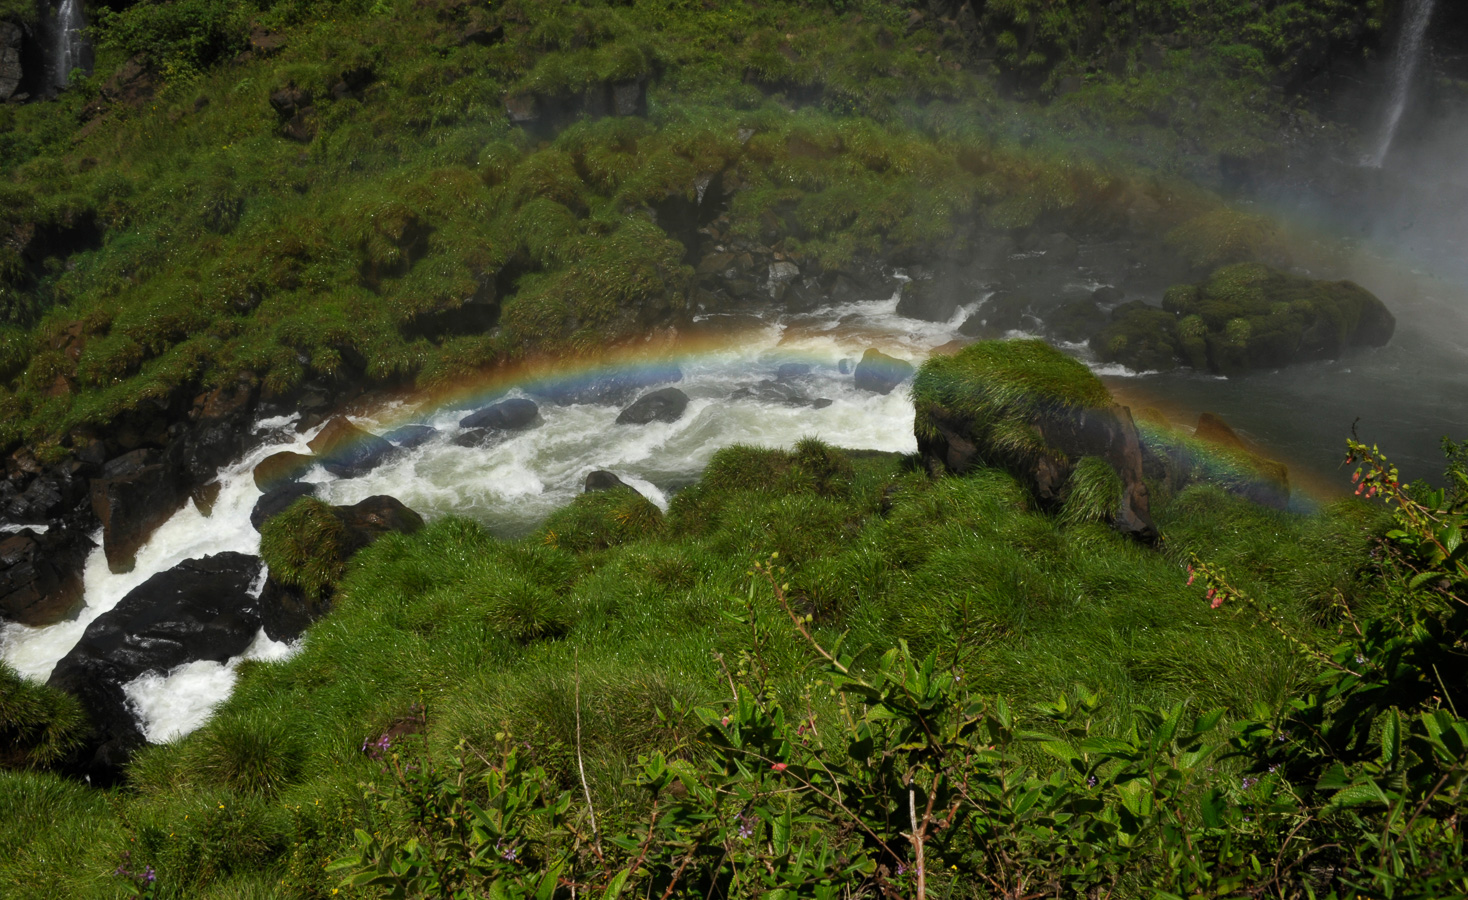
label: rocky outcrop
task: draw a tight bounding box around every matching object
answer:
[527,364,683,407]
[383,424,439,449]
[259,495,424,641]
[897,273,969,322]
[0,528,90,626]
[913,340,1156,542]
[89,449,190,574]
[1092,264,1396,375]
[0,21,21,102]
[47,552,265,783]
[730,380,832,409]
[617,387,690,424]
[853,348,915,395]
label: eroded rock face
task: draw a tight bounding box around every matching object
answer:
[47,552,265,783]
[253,450,314,491]
[0,21,22,102]
[617,387,690,424]
[90,449,190,574]
[0,528,91,626]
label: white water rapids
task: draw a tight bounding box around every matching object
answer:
[6,285,1095,742]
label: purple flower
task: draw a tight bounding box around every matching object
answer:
[896,862,908,876]
[737,816,754,840]
[1241,776,1258,790]
[1087,776,1097,787]
[143,867,156,883]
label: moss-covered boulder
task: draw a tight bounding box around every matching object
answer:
[1092,264,1394,375]
[913,339,1155,541]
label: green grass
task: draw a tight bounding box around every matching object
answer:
[0,441,1392,897]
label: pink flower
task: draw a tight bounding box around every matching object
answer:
[1211,593,1225,610]
[771,762,788,773]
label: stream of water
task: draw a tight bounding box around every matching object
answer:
[1367,0,1438,167]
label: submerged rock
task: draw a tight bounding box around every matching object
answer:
[527,366,683,407]
[913,340,1156,542]
[47,552,265,783]
[852,348,915,395]
[730,380,832,409]
[896,274,968,322]
[617,387,690,424]
[383,424,438,449]
[584,470,633,493]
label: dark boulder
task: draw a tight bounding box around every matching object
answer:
[253,450,314,491]
[307,416,395,478]
[823,269,891,304]
[775,362,812,380]
[959,291,1037,339]
[0,528,92,627]
[181,377,259,482]
[585,470,632,493]
[383,424,439,449]
[90,450,189,574]
[1136,412,1290,509]
[617,387,690,425]
[459,397,540,431]
[47,552,265,783]
[852,349,915,395]
[250,482,317,531]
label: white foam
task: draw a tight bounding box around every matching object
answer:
[122,630,297,743]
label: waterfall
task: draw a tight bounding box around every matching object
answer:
[1367,0,1437,168]
[50,0,86,90]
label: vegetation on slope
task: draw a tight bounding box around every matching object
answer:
[0,0,1385,460]
[0,434,1418,897]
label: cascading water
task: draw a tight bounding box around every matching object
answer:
[1367,0,1438,168]
[50,0,87,89]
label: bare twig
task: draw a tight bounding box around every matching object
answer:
[574,650,603,858]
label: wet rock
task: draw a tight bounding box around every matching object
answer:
[896,274,968,322]
[258,496,423,642]
[611,78,646,116]
[824,270,891,304]
[459,22,504,46]
[731,380,833,409]
[775,362,812,380]
[0,21,21,102]
[783,280,826,313]
[530,364,686,408]
[0,529,91,627]
[90,450,189,574]
[768,261,800,283]
[853,348,915,395]
[383,424,438,449]
[959,291,1036,338]
[459,397,540,431]
[1048,297,1108,343]
[250,482,317,531]
[182,377,259,482]
[617,387,690,425]
[48,552,265,784]
[253,451,314,491]
[307,416,395,478]
[585,470,631,492]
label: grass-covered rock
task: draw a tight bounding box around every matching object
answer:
[1093,263,1395,375]
[0,661,88,771]
[913,339,1155,539]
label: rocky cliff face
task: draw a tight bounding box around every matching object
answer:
[0,20,22,101]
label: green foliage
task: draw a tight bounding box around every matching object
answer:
[1094,263,1394,374]
[1060,455,1123,527]
[0,661,89,770]
[540,486,663,555]
[258,497,347,603]
[96,0,253,77]
[194,710,308,797]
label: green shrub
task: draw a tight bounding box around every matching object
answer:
[0,662,88,770]
[540,486,662,554]
[192,710,308,797]
[258,497,347,602]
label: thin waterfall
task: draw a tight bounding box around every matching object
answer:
[1367,0,1437,168]
[51,0,86,90]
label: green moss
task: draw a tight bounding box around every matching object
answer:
[540,486,663,554]
[912,339,1112,444]
[0,662,89,770]
[1060,456,1124,527]
[1089,302,1183,372]
[258,497,348,603]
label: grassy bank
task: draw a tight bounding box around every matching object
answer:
[0,437,1394,898]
